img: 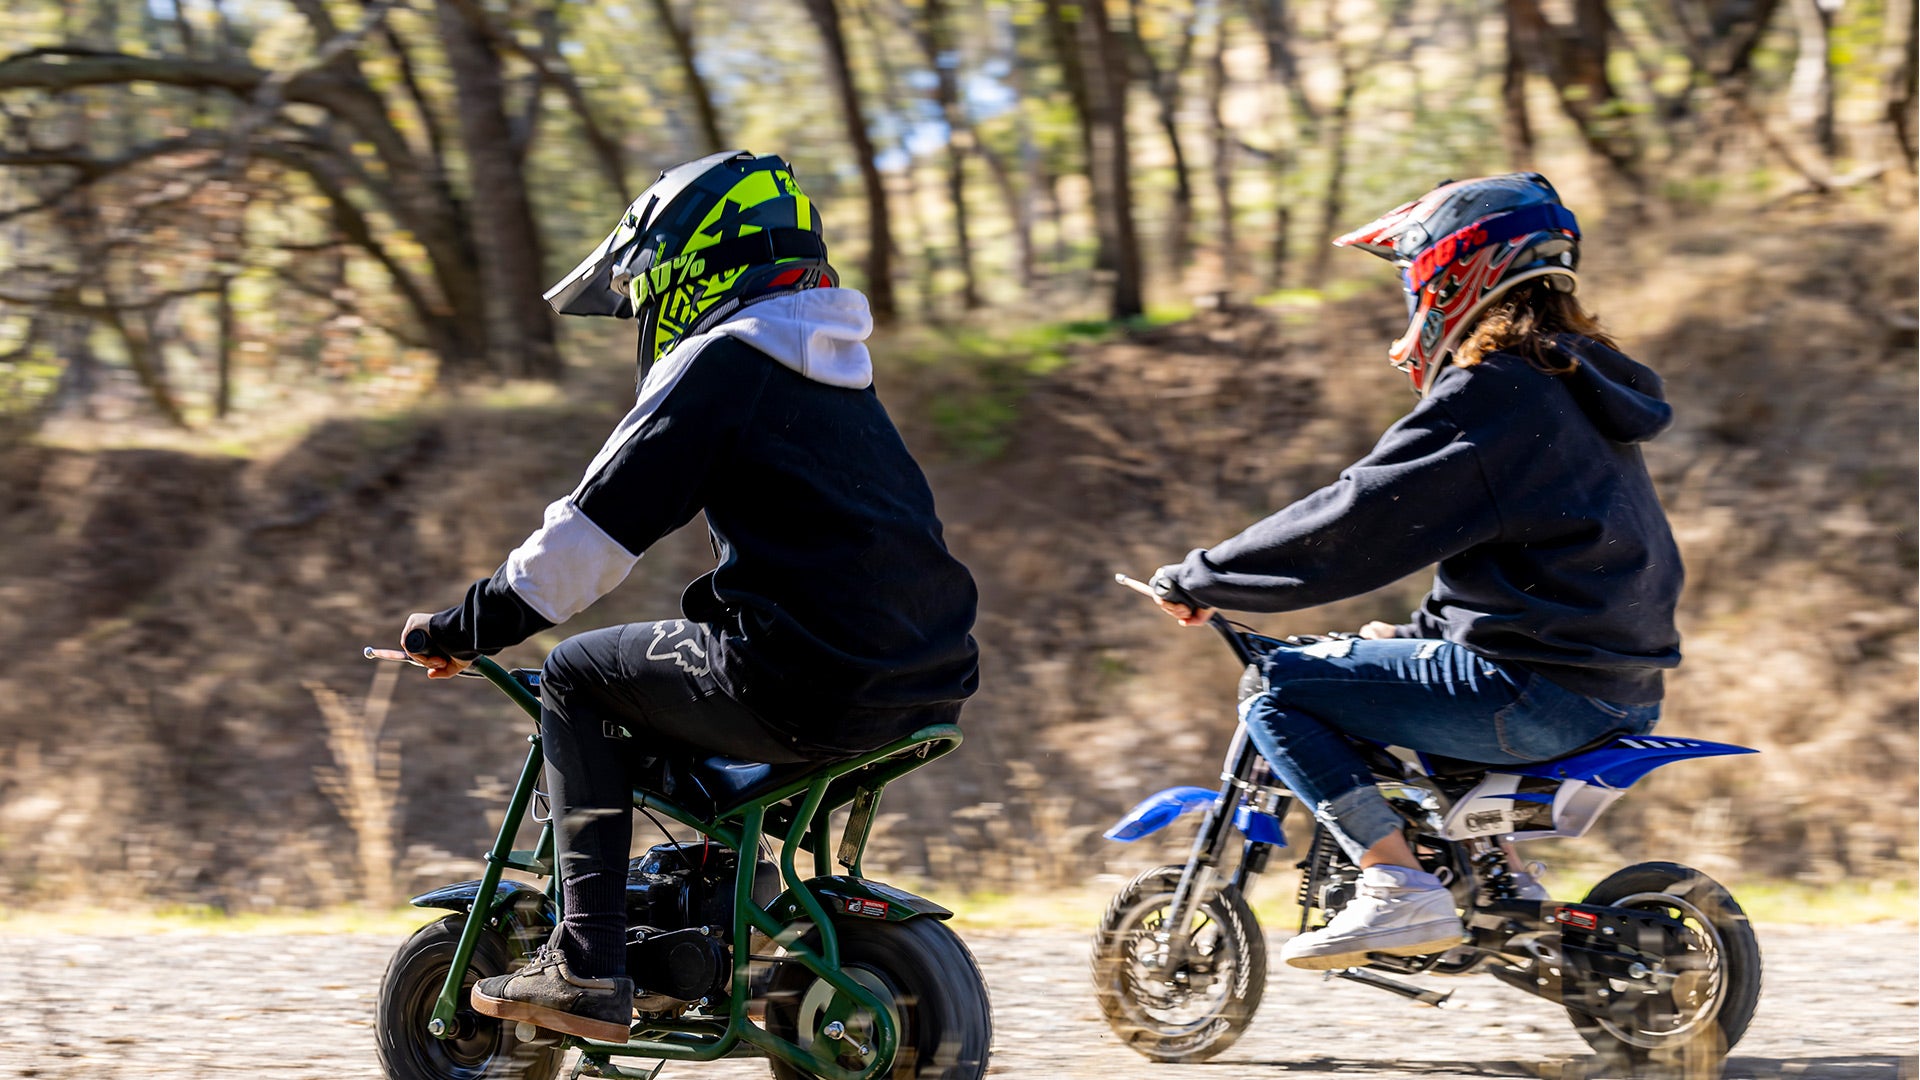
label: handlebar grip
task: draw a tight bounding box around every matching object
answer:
[404,627,449,659]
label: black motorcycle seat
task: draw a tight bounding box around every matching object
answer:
[643,754,848,818]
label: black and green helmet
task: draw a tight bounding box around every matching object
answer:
[544,150,836,375]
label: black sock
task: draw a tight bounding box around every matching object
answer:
[556,870,629,980]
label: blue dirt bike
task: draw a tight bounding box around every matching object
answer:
[1091,576,1762,1078]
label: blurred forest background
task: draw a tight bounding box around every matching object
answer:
[0,0,1913,910]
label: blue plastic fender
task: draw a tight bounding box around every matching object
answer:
[1509,735,1757,789]
[1105,786,1287,848]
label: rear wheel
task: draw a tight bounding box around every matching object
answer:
[376,914,565,1080]
[765,917,992,1080]
[1568,862,1761,1080]
[1091,865,1266,1063]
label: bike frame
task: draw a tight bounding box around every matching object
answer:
[1157,615,1289,970]
[423,655,963,1080]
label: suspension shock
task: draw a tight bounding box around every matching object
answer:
[1294,825,1340,932]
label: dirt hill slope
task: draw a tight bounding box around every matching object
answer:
[0,200,1910,906]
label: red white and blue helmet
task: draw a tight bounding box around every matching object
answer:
[1335,173,1581,395]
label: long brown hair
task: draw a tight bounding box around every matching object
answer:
[1453,279,1617,374]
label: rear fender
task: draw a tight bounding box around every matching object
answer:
[764,875,952,926]
[1104,785,1286,847]
[1445,736,1758,841]
[1510,735,1758,789]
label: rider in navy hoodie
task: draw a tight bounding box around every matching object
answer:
[1150,174,1681,971]
[399,153,978,1042]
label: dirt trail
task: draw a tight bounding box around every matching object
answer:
[2,923,1911,1079]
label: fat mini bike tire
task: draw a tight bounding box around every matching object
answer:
[376,913,565,1080]
[1091,864,1266,1063]
[764,916,992,1080]
[1567,862,1762,1080]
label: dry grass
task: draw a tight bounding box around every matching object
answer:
[0,198,1910,910]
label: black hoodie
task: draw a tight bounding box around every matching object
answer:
[1168,336,1682,704]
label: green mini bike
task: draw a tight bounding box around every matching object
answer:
[364,646,991,1080]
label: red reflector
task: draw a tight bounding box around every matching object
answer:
[1556,907,1599,929]
[768,268,806,288]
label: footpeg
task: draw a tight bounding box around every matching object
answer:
[571,1055,665,1079]
[1330,967,1453,1007]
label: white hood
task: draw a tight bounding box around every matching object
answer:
[712,288,874,389]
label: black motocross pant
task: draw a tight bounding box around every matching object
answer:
[538,619,817,978]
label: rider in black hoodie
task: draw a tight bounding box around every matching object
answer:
[399,153,977,1042]
[1150,175,1682,971]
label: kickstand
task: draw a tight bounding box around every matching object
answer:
[570,1053,666,1080]
[1328,967,1454,1008]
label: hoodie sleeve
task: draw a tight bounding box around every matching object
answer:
[428,339,755,658]
[1168,392,1503,614]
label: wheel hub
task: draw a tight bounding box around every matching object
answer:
[796,967,895,1071]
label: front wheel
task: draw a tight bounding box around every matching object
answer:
[764,916,992,1080]
[1567,862,1762,1080]
[376,914,565,1080]
[1091,865,1267,1063]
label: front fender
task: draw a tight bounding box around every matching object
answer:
[764,875,953,925]
[409,879,555,929]
[1104,785,1217,841]
[1104,786,1288,847]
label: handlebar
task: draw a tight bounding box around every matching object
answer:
[1113,573,1260,666]
[363,644,545,721]
[363,644,490,678]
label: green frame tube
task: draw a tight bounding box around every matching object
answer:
[426,656,960,1079]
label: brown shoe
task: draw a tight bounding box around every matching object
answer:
[470,943,634,1043]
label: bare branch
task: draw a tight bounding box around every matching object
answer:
[440,0,631,202]
[375,20,447,165]
[226,0,400,169]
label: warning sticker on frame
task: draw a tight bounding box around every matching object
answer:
[844,897,890,919]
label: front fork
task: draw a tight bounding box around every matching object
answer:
[430,734,551,1036]
[1160,723,1274,969]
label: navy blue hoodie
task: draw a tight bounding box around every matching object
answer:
[1168,336,1682,704]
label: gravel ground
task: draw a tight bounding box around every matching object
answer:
[1,923,1911,1079]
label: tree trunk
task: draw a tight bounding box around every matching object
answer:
[1068,0,1144,320]
[1207,13,1237,303]
[1129,0,1199,271]
[1508,0,1643,185]
[998,4,1040,288]
[896,0,1036,293]
[104,303,187,427]
[924,0,980,309]
[1786,0,1839,159]
[648,0,726,153]
[215,273,235,419]
[1886,0,1918,169]
[1311,58,1359,284]
[435,0,560,379]
[804,0,897,323]
[1041,0,1114,273]
[1244,0,1318,134]
[1502,0,1536,167]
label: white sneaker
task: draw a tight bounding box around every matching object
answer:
[1510,871,1551,902]
[1281,866,1465,971]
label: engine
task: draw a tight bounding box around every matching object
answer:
[623,841,779,1013]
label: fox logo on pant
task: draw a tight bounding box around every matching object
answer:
[646,620,712,677]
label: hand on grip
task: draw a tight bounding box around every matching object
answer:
[401,613,469,679]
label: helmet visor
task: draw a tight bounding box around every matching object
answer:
[543,217,641,318]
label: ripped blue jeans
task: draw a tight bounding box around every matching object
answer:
[1240,637,1659,861]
